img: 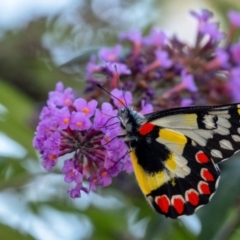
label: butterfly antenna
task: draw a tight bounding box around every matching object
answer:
[114,64,128,106]
[97,84,126,107]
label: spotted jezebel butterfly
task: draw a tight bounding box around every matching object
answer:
[117,103,240,218]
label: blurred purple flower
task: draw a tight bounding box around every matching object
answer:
[99,45,122,62]
[140,100,153,114]
[106,62,131,75]
[190,9,213,22]
[143,28,167,47]
[119,30,142,44]
[230,41,240,64]
[199,22,224,40]
[85,56,102,80]
[229,68,240,102]
[181,71,198,92]
[155,50,172,68]
[228,10,240,27]
[215,49,229,67]
[181,98,193,107]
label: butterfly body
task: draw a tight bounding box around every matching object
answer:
[118,104,240,218]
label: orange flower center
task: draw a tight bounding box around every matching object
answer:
[65,99,71,105]
[108,54,115,61]
[76,122,83,127]
[63,118,69,124]
[118,99,124,106]
[82,108,90,114]
[49,154,57,161]
[101,170,107,176]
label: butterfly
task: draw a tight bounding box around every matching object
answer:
[118,103,240,218]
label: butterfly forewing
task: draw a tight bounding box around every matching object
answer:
[149,104,240,164]
[122,103,240,218]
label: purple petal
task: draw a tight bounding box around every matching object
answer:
[155,50,172,68]
[99,45,122,62]
[228,10,240,27]
[143,28,167,47]
[106,62,131,75]
[190,9,213,22]
[230,41,240,64]
[140,100,153,114]
[119,30,142,44]
[181,71,198,92]
[111,88,132,107]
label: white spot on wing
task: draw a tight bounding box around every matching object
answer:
[232,135,240,142]
[210,149,223,158]
[203,115,216,129]
[219,139,233,150]
[193,129,213,140]
[151,114,197,129]
[214,125,229,135]
[209,110,230,118]
[217,117,231,128]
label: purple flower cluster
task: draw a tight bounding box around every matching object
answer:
[33,82,143,198]
[85,9,240,110]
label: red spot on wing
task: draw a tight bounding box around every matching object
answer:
[198,181,211,195]
[201,168,214,181]
[196,151,210,164]
[139,123,155,135]
[186,189,199,206]
[157,195,170,213]
[172,195,185,214]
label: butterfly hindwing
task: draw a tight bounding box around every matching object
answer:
[130,124,220,218]
[150,143,220,218]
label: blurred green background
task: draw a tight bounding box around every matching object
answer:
[1,0,240,239]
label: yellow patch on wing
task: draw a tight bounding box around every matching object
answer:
[159,129,187,145]
[151,113,198,129]
[165,153,177,171]
[237,104,240,115]
[130,151,170,195]
[182,113,198,127]
[164,152,190,178]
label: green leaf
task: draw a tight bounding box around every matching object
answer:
[0,223,35,240]
[0,78,36,158]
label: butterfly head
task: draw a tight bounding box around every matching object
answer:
[118,106,146,142]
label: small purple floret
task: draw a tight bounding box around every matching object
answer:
[228,10,240,27]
